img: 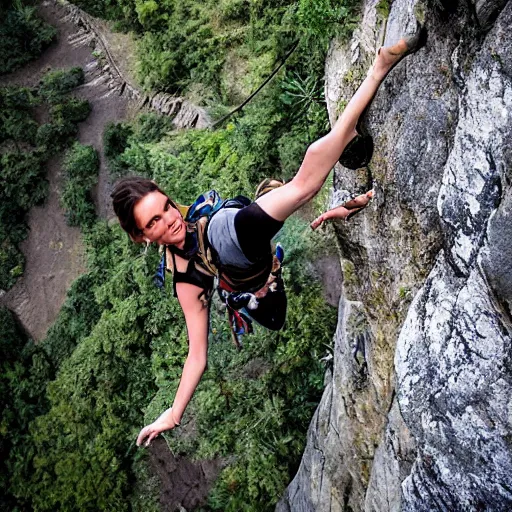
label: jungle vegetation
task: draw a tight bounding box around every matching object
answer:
[0,0,56,75]
[0,0,360,510]
[0,67,90,291]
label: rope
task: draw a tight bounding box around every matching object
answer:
[211,40,300,128]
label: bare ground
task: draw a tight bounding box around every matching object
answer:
[0,0,132,340]
[148,438,224,511]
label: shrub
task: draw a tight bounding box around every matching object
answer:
[61,143,99,228]
[0,306,54,511]
[0,109,38,145]
[134,113,174,143]
[38,67,85,104]
[0,87,39,145]
[37,98,91,152]
[62,142,99,180]
[0,150,47,210]
[297,0,360,41]
[0,150,47,288]
[0,240,24,291]
[49,96,91,124]
[104,121,133,159]
[0,3,56,75]
[0,306,28,509]
[35,122,60,149]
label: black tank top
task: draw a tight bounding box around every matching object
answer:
[169,249,214,294]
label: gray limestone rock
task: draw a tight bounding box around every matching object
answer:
[474,0,509,27]
[278,297,382,511]
[278,0,512,510]
[364,399,416,512]
[481,186,512,315]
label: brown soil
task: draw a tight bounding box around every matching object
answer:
[0,0,131,339]
[148,438,224,512]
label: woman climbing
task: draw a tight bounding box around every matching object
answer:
[111,32,425,447]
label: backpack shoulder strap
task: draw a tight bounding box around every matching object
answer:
[193,193,252,279]
[194,216,220,277]
[175,203,189,219]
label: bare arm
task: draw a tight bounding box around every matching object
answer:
[172,282,209,421]
[136,282,209,446]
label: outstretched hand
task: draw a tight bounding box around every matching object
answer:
[136,407,180,447]
[310,213,327,231]
[310,190,374,230]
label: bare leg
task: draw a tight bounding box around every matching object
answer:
[256,38,414,222]
[310,190,374,230]
[322,38,411,161]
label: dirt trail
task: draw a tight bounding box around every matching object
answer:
[0,0,132,340]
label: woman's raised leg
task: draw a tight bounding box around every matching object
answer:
[256,36,420,222]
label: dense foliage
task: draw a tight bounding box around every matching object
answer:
[68,0,359,100]
[0,146,46,289]
[61,143,100,228]
[1,0,362,509]
[2,107,336,509]
[0,0,57,75]
[0,69,90,290]
[2,108,338,511]
[38,67,85,104]
[0,308,54,511]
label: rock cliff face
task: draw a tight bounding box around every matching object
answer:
[278,0,512,510]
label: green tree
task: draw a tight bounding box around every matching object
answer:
[61,143,99,228]
[0,1,56,75]
[38,67,85,104]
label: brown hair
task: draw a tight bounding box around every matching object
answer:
[111,177,167,239]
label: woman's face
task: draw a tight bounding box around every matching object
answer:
[133,191,186,247]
